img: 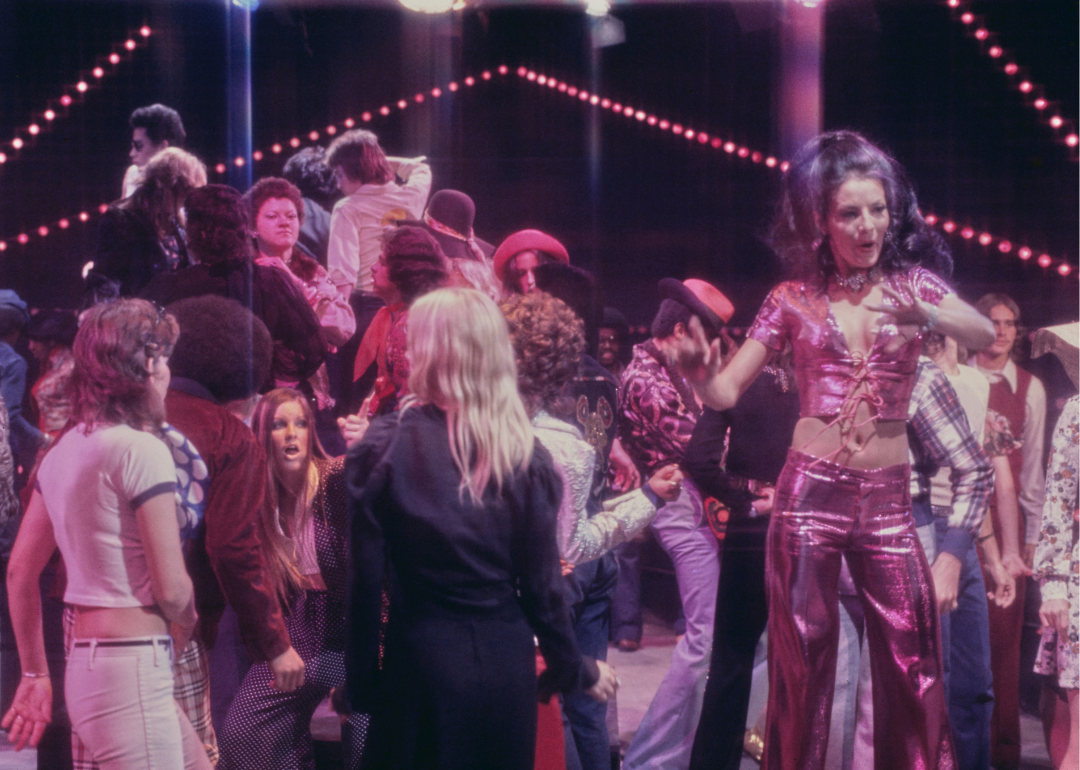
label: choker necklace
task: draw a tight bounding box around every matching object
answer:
[832,265,882,294]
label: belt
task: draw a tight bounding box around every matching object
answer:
[72,638,171,649]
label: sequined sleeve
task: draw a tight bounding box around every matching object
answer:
[747,283,792,352]
[909,266,953,305]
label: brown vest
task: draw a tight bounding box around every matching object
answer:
[986,364,1032,485]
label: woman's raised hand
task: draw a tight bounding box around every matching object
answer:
[678,316,724,389]
[338,394,376,448]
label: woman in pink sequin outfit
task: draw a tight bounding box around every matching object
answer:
[684,132,994,770]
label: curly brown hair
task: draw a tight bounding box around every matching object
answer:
[243,177,305,229]
[185,184,250,265]
[383,226,449,304]
[500,291,584,416]
[71,299,179,429]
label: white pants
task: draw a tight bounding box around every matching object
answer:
[66,637,210,770]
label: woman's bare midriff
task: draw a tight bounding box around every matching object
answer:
[791,415,908,470]
[72,604,169,639]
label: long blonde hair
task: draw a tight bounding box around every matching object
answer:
[406,287,533,504]
[250,388,329,607]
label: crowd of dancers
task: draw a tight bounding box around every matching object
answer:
[0,103,1074,770]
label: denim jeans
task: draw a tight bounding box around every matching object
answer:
[562,553,618,770]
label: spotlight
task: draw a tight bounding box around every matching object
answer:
[585,0,610,17]
[398,0,455,13]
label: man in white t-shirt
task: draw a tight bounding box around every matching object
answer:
[324,129,431,413]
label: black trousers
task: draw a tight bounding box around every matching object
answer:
[688,514,770,770]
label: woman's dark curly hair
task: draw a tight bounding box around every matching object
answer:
[770,131,952,283]
[243,177,305,229]
[185,184,251,265]
[383,226,450,305]
[500,291,585,416]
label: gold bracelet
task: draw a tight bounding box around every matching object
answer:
[21,671,49,678]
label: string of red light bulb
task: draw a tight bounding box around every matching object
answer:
[945,0,1078,157]
[2,59,1074,278]
[0,26,153,169]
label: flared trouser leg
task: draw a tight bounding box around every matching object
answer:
[762,451,955,770]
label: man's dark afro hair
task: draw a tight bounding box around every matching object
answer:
[167,295,272,402]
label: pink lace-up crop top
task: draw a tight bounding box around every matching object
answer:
[747,266,952,422]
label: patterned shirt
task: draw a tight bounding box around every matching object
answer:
[908,358,993,560]
[1033,395,1078,602]
[618,340,699,475]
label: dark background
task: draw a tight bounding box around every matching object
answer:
[0,0,1076,332]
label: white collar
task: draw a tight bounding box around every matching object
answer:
[974,357,1017,392]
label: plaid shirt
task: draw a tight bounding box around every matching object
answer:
[908,358,993,560]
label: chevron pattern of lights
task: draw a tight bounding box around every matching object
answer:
[0,26,153,169]
[2,60,1073,278]
[945,0,1077,158]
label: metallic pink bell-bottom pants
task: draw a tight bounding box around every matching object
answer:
[763,450,955,770]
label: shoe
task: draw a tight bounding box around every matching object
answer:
[616,639,640,652]
[743,727,764,763]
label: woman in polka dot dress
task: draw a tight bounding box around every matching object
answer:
[218,388,367,770]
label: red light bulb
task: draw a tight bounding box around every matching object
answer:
[1037,254,1052,268]
[76,82,88,92]
[1017,247,1032,260]
[942,221,956,233]
[309,131,320,141]
[44,110,55,121]
[271,143,282,154]
[28,124,39,135]
[997,240,1011,253]
[252,150,263,161]
[93,67,104,78]
[125,39,136,51]
[215,164,226,174]
[60,95,72,106]
[140,26,151,37]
